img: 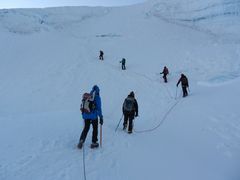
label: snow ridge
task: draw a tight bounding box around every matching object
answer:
[0,7,110,34]
[147,0,240,37]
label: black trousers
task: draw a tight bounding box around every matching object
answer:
[163,74,167,83]
[182,86,188,97]
[122,64,126,70]
[79,119,98,143]
[123,113,134,131]
[99,55,103,60]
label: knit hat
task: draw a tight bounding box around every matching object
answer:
[129,91,134,97]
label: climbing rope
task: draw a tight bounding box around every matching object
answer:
[134,99,181,133]
[163,83,174,99]
[131,71,174,100]
[82,145,87,180]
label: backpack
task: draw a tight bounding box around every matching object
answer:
[181,76,188,86]
[80,93,95,113]
[164,67,169,74]
[123,97,135,112]
[165,68,169,74]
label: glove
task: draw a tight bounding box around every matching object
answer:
[135,113,138,117]
[99,117,103,125]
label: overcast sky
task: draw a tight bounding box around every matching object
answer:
[0,0,147,9]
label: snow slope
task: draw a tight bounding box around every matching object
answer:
[0,1,240,180]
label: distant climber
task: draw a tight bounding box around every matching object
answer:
[78,85,103,149]
[120,58,126,70]
[176,74,189,97]
[99,50,104,60]
[160,66,169,83]
[122,91,138,134]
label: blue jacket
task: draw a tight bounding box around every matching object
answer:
[82,85,103,120]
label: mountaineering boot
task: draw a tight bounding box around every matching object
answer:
[90,142,99,149]
[77,140,84,149]
[128,130,132,134]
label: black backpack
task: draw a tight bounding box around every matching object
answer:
[181,77,188,86]
[165,67,169,74]
[123,97,135,112]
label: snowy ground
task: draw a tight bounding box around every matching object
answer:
[0,1,240,180]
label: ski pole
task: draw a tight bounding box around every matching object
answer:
[115,114,124,132]
[100,125,102,148]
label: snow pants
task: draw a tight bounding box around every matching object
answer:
[79,119,98,143]
[122,63,126,70]
[163,74,167,83]
[182,86,188,97]
[123,113,134,132]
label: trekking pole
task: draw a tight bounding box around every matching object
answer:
[100,125,102,148]
[115,114,124,132]
[188,87,190,93]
